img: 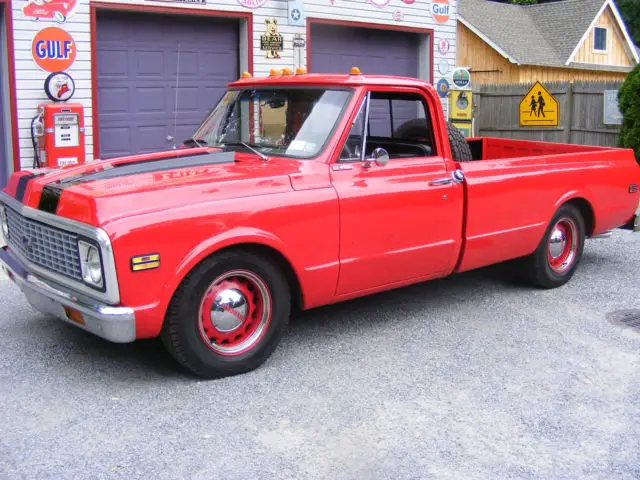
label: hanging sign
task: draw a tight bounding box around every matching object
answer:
[431,0,450,23]
[237,0,268,8]
[293,36,305,48]
[437,78,450,98]
[287,0,305,26]
[451,67,471,88]
[438,38,450,55]
[261,19,283,59]
[22,0,78,23]
[438,60,450,75]
[32,27,76,72]
[44,71,75,102]
[519,81,559,127]
[603,89,623,125]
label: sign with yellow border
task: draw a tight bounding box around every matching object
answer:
[519,81,559,127]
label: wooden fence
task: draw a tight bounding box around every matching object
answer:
[471,81,624,147]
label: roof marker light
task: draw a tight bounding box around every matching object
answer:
[269,69,279,76]
[295,67,307,75]
[350,66,361,75]
[281,68,293,75]
[240,71,252,78]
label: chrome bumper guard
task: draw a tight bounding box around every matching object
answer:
[0,246,136,343]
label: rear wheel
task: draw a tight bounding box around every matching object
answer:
[161,250,291,378]
[523,204,586,288]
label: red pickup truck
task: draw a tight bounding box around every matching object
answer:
[1,69,639,378]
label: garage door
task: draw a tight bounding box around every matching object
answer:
[309,23,420,78]
[0,6,6,188]
[95,11,239,159]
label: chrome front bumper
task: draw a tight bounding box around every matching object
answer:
[0,246,136,343]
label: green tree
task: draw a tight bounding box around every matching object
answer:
[614,0,640,46]
[618,62,640,164]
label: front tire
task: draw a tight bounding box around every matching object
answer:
[523,204,586,289]
[161,249,291,378]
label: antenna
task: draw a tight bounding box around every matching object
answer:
[169,42,181,150]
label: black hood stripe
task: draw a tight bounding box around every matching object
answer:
[58,151,235,188]
[37,151,235,213]
[15,173,38,203]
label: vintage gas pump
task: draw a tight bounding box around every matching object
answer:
[31,71,85,168]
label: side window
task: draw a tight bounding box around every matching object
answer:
[339,97,366,161]
[339,91,436,162]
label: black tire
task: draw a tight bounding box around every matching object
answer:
[446,122,473,162]
[521,204,586,289]
[161,249,291,378]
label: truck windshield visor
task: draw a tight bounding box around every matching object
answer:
[190,87,353,158]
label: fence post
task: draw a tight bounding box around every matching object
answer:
[473,89,481,137]
[563,82,574,144]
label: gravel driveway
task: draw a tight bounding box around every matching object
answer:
[1,231,639,479]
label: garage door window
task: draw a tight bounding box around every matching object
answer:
[340,91,437,161]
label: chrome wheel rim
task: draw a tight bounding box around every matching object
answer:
[547,217,578,273]
[198,270,272,356]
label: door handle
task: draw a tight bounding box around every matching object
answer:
[429,178,453,186]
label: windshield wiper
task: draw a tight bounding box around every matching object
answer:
[222,141,268,161]
[183,137,207,148]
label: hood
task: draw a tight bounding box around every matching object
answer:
[3,148,300,227]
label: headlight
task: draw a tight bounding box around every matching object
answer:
[78,240,103,288]
[0,205,8,240]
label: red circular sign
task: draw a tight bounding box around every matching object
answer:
[431,0,450,24]
[32,27,76,72]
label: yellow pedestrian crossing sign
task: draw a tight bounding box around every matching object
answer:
[519,81,559,127]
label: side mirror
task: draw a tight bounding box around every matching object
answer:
[364,147,389,168]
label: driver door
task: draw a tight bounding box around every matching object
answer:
[330,89,464,296]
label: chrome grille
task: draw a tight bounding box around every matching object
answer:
[5,207,82,280]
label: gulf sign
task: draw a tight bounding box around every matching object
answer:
[431,0,450,24]
[32,27,76,72]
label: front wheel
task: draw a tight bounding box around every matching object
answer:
[523,204,586,288]
[161,250,291,378]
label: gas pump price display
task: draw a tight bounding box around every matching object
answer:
[53,113,80,147]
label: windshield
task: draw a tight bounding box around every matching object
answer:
[189,87,353,158]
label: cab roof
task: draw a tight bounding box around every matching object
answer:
[228,71,435,90]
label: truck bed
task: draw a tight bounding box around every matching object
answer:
[466,137,620,161]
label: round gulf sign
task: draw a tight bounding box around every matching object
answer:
[32,27,76,72]
[431,0,450,24]
[44,71,75,102]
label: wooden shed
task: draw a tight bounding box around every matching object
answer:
[457,0,639,85]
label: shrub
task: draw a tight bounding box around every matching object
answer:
[618,63,640,165]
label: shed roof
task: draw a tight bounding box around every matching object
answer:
[458,0,638,68]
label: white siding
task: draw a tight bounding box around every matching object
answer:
[10,0,457,168]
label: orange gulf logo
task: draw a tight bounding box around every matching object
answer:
[431,0,450,24]
[32,27,76,72]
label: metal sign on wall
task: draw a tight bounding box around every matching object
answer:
[603,90,623,125]
[519,81,559,127]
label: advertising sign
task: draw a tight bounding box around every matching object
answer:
[431,0,450,24]
[32,27,76,72]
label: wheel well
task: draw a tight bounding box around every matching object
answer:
[212,243,304,314]
[565,198,595,236]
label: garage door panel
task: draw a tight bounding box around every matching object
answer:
[96,11,238,158]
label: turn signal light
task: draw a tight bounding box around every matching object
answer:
[350,66,361,75]
[240,71,252,78]
[295,67,307,75]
